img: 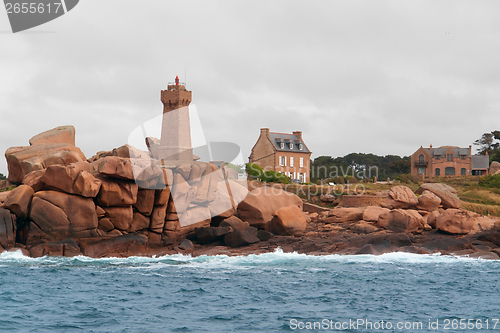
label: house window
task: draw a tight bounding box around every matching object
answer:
[435,168,440,176]
[460,155,466,160]
[435,155,441,160]
[289,172,293,178]
[289,143,293,149]
[280,142,284,149]
[445,167,455,175]
[299,173,304,182]
[447,154,453,161]
[290,157,294,167]
[461,168,466,175]
[418,168,426,175]
[419,154,424,164]
[299,143,303,150]
[299,158,304,167]
[279,156,286,166]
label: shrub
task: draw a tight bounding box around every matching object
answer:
[345,176,358,184]
[479,174,500,188]
[0,173,5,181]
[245,163,263,179]
[332,176,345,185]
[260,170,291,184]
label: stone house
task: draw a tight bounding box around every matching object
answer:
[411,145,490,177]
[249,128,312,183]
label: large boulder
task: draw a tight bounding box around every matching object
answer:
[40,164,101,198]
[436,209,494,234]
[266,205,307,236]
[81,234,148,258]
[377,209,424,233]
[223,230,260,248]
[102,206,133,231]
[179,206,211,228]
[149,205,167,233]
[0,191,11,205]
[96,156,135,180]
[238,187,302,229]
[128,212,150,233]
[0,208,16,250]
[134,189,155,216]
[170,173,195,214]
[5,143,87,184]
[351,221,380,234]
[416,183,461,209]
[326,207,365,223]
[29,126,75,146]
[490,161,500,175]
[380,186,418,209]
[22,169,46,191]
[219,216,249,231]
[426,210,441,228]
[95,176,138,207]
[195,226,233,244]
[362,206,390,222]
[416,190,441,212]
[29,238,81,258]
[208,179,249,218]
[3,185,34,218]
[29,191,98,241]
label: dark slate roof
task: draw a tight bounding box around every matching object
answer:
[268,132,310,153]
[472,155,490,170]
[424,146,470,158]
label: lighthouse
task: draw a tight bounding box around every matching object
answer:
[158,75,193,163]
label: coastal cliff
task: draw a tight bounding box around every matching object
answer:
[1,126,500,259]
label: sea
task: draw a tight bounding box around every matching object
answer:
[1,248,499,333]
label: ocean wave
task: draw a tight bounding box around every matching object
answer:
[1,248,498,268]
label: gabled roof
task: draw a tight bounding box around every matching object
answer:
[424,147,470,158]
[471,155,489,170]
[268,132,311,153]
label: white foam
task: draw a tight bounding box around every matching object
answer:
[0,247,497,267]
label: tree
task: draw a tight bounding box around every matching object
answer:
[473,131,500,162]
[0,173,5,181]
[388,159,411,175]
[474,133,496,154]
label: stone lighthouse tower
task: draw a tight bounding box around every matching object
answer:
[158,75,193,162]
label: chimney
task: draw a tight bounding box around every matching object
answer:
[293,131,302,141]
[430,144,433,149]
[261,128,269,137]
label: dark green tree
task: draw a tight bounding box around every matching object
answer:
[473,131,500,162]
[0,173,5,180]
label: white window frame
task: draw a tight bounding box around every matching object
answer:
[299,157,304,167]
[289,143,293,149]
[299,143,303,150]
[279,156,287,166]
[290,157,294,167]
[280,142,284,149]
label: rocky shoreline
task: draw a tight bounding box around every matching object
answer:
[1,125,500,260]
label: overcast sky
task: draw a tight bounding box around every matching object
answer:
[1,1,500,175]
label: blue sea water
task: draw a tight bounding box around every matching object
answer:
[1,249,500,333]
